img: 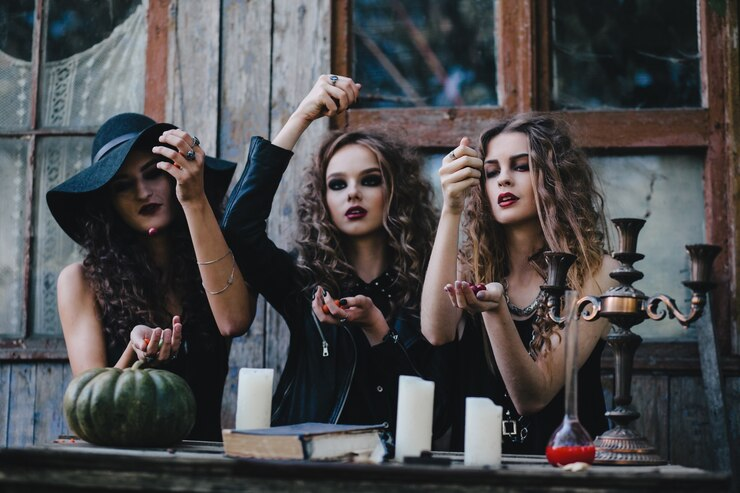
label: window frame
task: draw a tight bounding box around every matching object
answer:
[332,0,740,366]
[0,0,170,360]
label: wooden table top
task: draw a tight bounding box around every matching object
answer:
[0,440,731,493]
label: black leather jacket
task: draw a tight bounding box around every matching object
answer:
[221,137,452,436]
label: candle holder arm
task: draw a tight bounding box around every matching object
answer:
[577,296,602,322]
[646,292,708,329]
[543,293,602,324]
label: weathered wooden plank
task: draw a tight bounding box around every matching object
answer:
[217,0,273,430]
[265,0,331,377]
[0,363,11,447]
[165,0,220,156]
[221,298,268,429]
[219,0,272,166]
[729,0,740,356]
[345,108,708,150]
[144,0,170,121]
[701,1,734,351]
[6,363,36,447]
[32,362,70,445]
[0,445,732,493]
[497,0,534,113]
[669,376,712,470]
[630,374,669,461]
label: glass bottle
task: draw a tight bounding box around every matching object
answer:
[545,290,596,466]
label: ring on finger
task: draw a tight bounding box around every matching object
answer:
[191,135,200,148]
[172,163,183,170]
[329,74,339,86]
[185,149,196,161]
[449,150,457,159]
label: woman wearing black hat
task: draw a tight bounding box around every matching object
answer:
[47,113,255,441]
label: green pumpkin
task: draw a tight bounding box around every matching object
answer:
[63,361,196,447]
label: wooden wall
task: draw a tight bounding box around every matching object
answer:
[1,1,738,481]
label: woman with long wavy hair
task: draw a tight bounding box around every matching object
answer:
[222,76,450,438]
[47,113,255,440]
[421,114,618,454]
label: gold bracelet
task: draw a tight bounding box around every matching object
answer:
[197,249,232,265]
[203,254,236,295]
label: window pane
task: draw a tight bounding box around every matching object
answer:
[353,0,497,108]
[31,137,90,336]
[551,0,701,109]
[0,0,35,130]
[592,153,705,340]
[0,138,30,337]
[40,0,146,127]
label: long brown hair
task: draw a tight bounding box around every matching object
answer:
[461,114,609,357]
[295,131,437,317]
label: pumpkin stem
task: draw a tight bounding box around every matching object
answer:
[132,360,145,370]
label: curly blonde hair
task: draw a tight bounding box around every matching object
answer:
[461,114,609,357]
[295,131,437,317]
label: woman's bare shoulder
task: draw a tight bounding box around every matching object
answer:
[57,262,93,298]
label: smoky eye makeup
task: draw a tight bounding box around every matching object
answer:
[327,178,347,191]
[360,173,383,187]
[484,166,500,179]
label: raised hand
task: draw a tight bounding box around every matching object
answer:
[274,75,362,152]
[439,136,483,214]
[152,129,205,205]
[293,74,362,122]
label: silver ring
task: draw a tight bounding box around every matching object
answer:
[185,149,196,161]
[329,75,339,86]
[191,135,200,148]
[449,150,456,159]
[339,317,347,324]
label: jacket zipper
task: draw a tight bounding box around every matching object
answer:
[310,311,330,357]
[329,323,357,424]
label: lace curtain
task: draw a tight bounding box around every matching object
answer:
[0,1,147,336]
[0,1,147,130]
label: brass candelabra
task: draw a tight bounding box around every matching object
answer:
[540,218,721,465]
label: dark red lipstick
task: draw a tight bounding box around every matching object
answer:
[497,192,519,208]
[139,203,161,216]
[345,206,367,220]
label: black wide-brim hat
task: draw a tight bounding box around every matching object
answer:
[47,113,236,244]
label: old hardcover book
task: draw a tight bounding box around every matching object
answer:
[222,423,385,461]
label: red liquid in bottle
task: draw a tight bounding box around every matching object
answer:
[545,445,596,466]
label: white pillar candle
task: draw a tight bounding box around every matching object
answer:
[464,397,502,467]
[395,375,435,460]
[235,368,274,430]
